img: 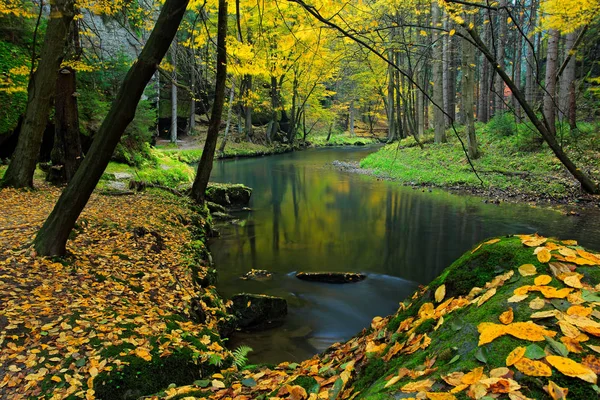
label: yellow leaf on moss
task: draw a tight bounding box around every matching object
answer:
[419,302,435,319]
[506,346,526,366]
[534,275,552,286]
[435,285,446,303]
[401,378,434,393]
[545,380,568,399]
[426,393,457,400]
[514,357,552,377]
[384,375,401,388]
[537,248,552,263]
[529,298,546,310]
[479,322,556,345]
[562,240,578,246]
[563,275,583,288]
[461,367,484,385]
[518,264,537,277]
[499,308,514,324]
[546,355,597,383]
[536,286,572,299]
[567,305,592,317]
[522,235,547,247]
[478,322,508,345]
[477,288,497,307]
[485,238,501,245]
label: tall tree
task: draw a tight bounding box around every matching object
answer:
[190,0,228,203]
[543,29,559,136]
[559,31,577,128]
[1,0,76,188]
[462,14,479,159]
[432,1,446,143]
[170,40,178,143]
[33,0,191,256]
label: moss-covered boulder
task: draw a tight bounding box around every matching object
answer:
[161,235,600,400]
[205,183,252,208]
[230,293,287,331]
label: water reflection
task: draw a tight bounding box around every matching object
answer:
[209,147,600,363]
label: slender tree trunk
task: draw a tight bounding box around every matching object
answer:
[170,41,178,142]
[494,0,508,114]
[190,0,228,203]
[559,31,576,124]
[525,0,539,108]
[2,0,76,188]
[544,29,559,136]
[189,56,196,135]
[432,2,446,143]
[33,0,191,256]
[462,15,479,159]
[48,66,83,184]
[218,80,235,154]
[386,49,396,143]
[513,9,523,121]
[243,75,253,139]
[349,100,355,137]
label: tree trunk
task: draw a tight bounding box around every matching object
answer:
[190,0,228,203]
[218,80,235,155]
[543,29,559,136]
[170,41,178,143]
[465,24,598,194]
[349,100,355,137]
[33,0,191,256]
[462,15,479,159]
[189,57,196,135]
[48,67,83,184]
[386,50,396,143]
[243,75,253,139]
[494,0,508,114]
[1,0,76,188]
[525,0,539,108]
[477,19,490,123]
[432,2,446,143]
[559,31,576,124]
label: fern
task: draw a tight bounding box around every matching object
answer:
[232,345,253,368]
[208,353,223,367]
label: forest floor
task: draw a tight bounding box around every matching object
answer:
[358,121,600,207]
[2,178,600,399]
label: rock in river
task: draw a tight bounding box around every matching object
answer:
[205,183,252,208]
[295,271,366,284]
[230,293,287,331]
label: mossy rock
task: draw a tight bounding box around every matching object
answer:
[296,271,366,284]
[205,183,252,208]
[230,293,287,331]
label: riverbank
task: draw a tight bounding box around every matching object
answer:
[358,121,600,207]
[0,182,234,399]
[157,235,600,399]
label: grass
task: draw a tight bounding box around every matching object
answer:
[360,119,600,198]
[307,132,379,147]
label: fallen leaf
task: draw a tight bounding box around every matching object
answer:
[506,347,526,366]
[546,355,597,383]
[514,357,552,377]
[534,275,552,286]
[537,248,552,263]
[477,288,497,306]
[435,285,446,303]
[581,354,600,374]
[426,393,457,400]
[401,378,434,393]
[545,380,568,399]
[499,308,514,325]
[567,305,592,317]
[461,367,484,384]
[485,238,501,245]
[518,264,537,277]
[529,298,546,310]
[563,275,583,288]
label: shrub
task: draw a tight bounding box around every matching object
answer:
[487,112,515,137]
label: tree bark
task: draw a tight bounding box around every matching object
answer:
[170,41,178,142]
[559,31,576,124]
[33,0,191,256]
[190,0,228,203]
[543,29,559,136]
[432,2,446,143]
[494,0,508,114]
[2,0,76,188]
[462,15,479,159]
[218,80,235,155]
[48,66,83,184]
[525,0,539,108]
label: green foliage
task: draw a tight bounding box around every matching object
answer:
[0,40,28,134]
[486,112,515,137]
[113,100,156,166]
[232,345,253,368]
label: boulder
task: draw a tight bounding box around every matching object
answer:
[295,272,366,284]
[206,183,252,208]
[240,269,273,281]
[230,293,287,331]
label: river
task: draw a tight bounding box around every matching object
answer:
[208,146,600,364]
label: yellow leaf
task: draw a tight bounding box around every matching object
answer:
[545,380,568,399]
[485,238,500,245]
[89,366,98,377]
[508,294,529,303]
[401,378,434,393]
[522,236,547,247]
[461,367,484,384]
[514,357,552,377]
[529,298,546,310]
[562,240,578,246]
[435,285,446,303]
[478,322,556,345]
[134,347,152,362]
[419,302,435,319]
[212,379,226,388]
[426,393,457,400]
[506,347,526,366]
[51,376,62,382]
[536,247,552,263]
[477,288,497,307]
[518,264,537,276]
[546,355,597,383]
[563,275,583,288]
[449,29,456,36]
[567,305,592,317]
[499,308,514,324]
[384,375,401,388]
[534,275,552,285]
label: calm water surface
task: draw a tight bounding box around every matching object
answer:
[208,146,600,363]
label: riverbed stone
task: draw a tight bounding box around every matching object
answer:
[206,183,252,207]
[240,269,273,281]
[230,293,287,331]
[295,272,366,284]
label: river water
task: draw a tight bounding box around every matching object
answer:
[208,146,600,364]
